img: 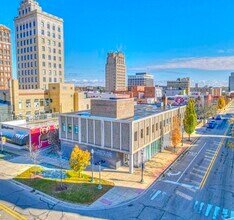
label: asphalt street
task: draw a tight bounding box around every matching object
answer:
[0,103,233,220]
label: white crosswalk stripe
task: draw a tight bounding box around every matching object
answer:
[193,200,233,219]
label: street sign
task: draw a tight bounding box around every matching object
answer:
[1,137,6,145]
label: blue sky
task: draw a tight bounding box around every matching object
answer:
[1,0,234,86]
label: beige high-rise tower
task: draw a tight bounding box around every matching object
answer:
[0,25,12,90]
[14,0,64,90]
[105,52,126,91]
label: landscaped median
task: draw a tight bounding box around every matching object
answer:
[14,166,114,205]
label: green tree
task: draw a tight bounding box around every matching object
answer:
[217,96,226,110]
[171,116,182,152]
[69,145,91,177]
[183,99,197,141]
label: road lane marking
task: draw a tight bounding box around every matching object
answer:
[192,167,206,173]
[199,125,230,189]
[205,204,213,217]
[0,202,27,220]
[162,180,198,190]
[190,172,204,179]
[167,171,181,176]
[150,190,161,200]
[184,178,200,186]
[177,143,207,183]
[175,190,192,201]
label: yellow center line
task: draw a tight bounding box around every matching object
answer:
[0,202,28,220]
[199,125,230,189]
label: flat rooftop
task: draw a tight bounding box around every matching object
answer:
[2,118,58,129]
[63,104,185,121]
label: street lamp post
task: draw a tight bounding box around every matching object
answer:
[90,149,94,183]
[0,132,3,152]
[140,149,145,183]
[95,160,105,190]
[181,125,184,146]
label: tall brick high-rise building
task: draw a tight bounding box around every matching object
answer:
[14,0,64,90]
[0,25,12,90]
[105,52,126,91]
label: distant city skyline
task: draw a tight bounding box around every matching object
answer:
[1,0,234,86]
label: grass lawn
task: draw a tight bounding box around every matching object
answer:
[14,166,114,204]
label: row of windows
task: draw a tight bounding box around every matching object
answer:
[18,77,38,83]
[18,54,37,62]
[43,77,62,83]
[0,38,10,43]
[134,118,172,141]
[42,54,62,61]
[0,61,11,65]
[41,30,61,39]
[62,123,79,134]
[0,73,11,77]
[42,46,62,52]
[0,67,10,71]
[0,44,10,49]
[0,32,10,37]
[16,29,37,39]
[18,69,38,76]
[41,38,62,46]
[0,49,10,54]
[19,84,38,89]
[42,70,62,76]
[18,7,32,17]
[17,46,37,54]
[42,62,63,69]
[0,55,10,60]
[18,61,38,69]
[41,21,61,32]
[17,38,36,47]
[18,98,50,109]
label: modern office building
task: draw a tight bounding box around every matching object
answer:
[0,25,12,90]
[14,0,64,90]
[167,77,190,95]
[229,72,234,92]
[105,52,126,91]
[128,72,154,87]
[59,98,186,173]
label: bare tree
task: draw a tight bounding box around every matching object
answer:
[29,145,40,176]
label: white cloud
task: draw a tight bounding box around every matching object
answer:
[130,56,234,71]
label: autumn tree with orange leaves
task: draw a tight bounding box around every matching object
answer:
[171,116,182,153]
[69,145,91,177]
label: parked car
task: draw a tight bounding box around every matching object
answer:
[207,120,216,128]
[215,115,222,120]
